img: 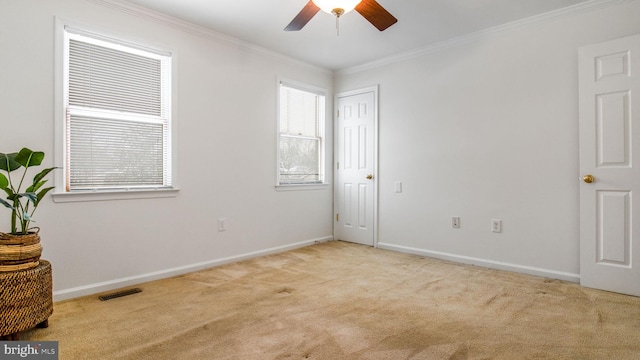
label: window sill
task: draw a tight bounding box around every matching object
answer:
[275,183,331,192]
[52,187,180,203]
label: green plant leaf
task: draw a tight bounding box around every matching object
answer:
[19,192,38,203]
[0,198,13,209]
[0,152,22,172]
[26,180,46,193]
[33,167,55,186]
[15,148,45,168]
[2,149,54,233]
[0,173,8,189]
[35,187,54,206]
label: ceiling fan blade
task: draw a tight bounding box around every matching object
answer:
[355,0,398,31]
[284,1,321,31]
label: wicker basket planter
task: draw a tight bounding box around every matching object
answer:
[0,260,53,339]
[0,230,42,272]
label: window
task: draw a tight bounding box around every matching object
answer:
[61,27,172,193]
[278,82,326,186]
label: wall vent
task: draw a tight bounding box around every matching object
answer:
[98,288,142,301]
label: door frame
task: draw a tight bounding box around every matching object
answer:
[333,85,380,247]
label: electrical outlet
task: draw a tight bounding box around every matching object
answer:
[452,217,460,228]
[218,218,227,232]
[491,219,502,233]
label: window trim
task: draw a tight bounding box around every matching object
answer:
[276,79,328,189]
[53,18,179,202]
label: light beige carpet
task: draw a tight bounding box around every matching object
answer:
[23,241,640,359]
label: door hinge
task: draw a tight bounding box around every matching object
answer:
[337,110,340,118]
[337,162,340,170]
[336,214,339,222]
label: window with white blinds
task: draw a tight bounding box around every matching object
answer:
[63,28,171,191]
[278,83,325,185]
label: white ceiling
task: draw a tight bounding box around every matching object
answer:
[123,0,591,70]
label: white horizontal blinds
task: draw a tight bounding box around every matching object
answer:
[280,86,318,137]
[68,39,162,116]
[279,84,323,184]
[65,29,171,190]
[68,116,165,188]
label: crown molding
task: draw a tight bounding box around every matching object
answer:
[87,0,636,77]
[337,0,637,76]
[87,0,332,75]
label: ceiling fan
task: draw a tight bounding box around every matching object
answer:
[284,0,397,32]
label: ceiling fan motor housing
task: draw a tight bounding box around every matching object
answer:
[312,0,362,15]
[332,8,346,17]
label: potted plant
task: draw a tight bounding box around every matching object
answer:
[0,148,55,271]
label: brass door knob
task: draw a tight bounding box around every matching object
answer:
[366,174,373,180]
[583,174,595,183]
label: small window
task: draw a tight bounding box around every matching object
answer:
[278,82,326,185]
[62,28,172,192]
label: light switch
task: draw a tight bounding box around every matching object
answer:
[394,181,402,193]
[218,218,227,232]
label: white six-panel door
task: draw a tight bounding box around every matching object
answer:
[579,33,640,296]
[335,89,377,246]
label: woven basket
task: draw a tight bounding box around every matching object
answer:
[0,260,53,337]
[0,229,42,272]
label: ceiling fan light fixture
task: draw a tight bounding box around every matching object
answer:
[284,0,396,33]
[312,0,362,15]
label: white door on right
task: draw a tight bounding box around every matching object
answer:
[579,33,640,296]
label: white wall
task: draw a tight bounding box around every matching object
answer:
[0,0,334,300]
[335,0,640,281]
[4,0,638,301]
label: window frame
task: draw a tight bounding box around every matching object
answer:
[276,80,328,191]
[52,19,178,203]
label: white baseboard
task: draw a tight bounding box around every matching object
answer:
[53,236,333,302]
[377,242,580,283]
